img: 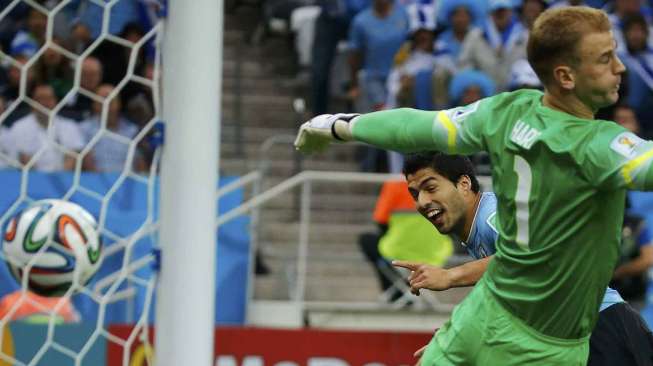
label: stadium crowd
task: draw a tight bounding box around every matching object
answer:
[0,0,159,173]
[283,0,653,322]
[277,0,653,142]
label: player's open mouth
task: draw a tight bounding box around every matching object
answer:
[426,208,444,222]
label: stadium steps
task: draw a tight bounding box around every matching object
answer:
[258,208,372,224]
[254,254,472,304]
[221,6,463,325]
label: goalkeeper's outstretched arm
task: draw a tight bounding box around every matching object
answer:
[294,107,484,155]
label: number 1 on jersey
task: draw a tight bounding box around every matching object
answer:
[514,156,532,250]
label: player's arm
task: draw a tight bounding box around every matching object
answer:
[594,129,653,190]
[294,103,486,155]
[615,225,653,278]
[616,141,653,190]
[392,255,492,294]
[613,245,653,279]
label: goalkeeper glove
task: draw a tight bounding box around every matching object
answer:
[293,113,360,153]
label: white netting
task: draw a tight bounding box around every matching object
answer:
[0,0,163,365]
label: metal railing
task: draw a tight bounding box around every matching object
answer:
[216,170,494,320]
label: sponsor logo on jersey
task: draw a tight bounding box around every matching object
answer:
[610,132,644,158]
[510,120,541,149]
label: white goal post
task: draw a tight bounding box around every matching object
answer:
[156,0,222,365]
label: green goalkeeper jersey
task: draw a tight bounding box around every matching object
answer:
[351,89,653,339]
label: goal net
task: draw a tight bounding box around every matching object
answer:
[0,0,164,365]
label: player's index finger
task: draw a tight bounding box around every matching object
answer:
[392,260,419,270]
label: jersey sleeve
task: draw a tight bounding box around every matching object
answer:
[350,97,491,155]
[586,123,653,190]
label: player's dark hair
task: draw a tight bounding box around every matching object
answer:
[402,152,480,193]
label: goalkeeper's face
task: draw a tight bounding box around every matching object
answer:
[407,167,469,236]
[567,31,625,110]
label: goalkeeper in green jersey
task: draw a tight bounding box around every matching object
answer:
[294,6,650,365]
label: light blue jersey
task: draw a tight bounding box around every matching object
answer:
[461,192,498,259]
[464,192,624,312]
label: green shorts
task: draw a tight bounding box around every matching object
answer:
[421,278,590,365]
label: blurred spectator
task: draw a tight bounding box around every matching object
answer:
[359,179,453,303]
[93,22,148,89]
[0,96,12,168]
[69,20,93,54]
[354,0,412,173]
[1,54,34,104]
[91,21,152,126]
[1,54,37,125]
[122,62,155,127]
[613,115,653,305]
[290,5,322,76]
[33,38,74,100]
[0,125,9,169]
[386,1,454,109]
[261,0,319,44]
[613,104,642,135]
[611,199,653,308]
[448,69,496,106]
[549,0,591,8]
[458,0,527,91]
[0,1,30,53]
[6,84,89,171]
[310,0,370,115]
[434,1,478,62]
[519,0,547,30]
[0,290,79,323]
[607,0,653,53]
[61,56,103,121]
[72,0,158,40]
[618,14,653,134]
[348,0,409,111]
[508,59,542,91]
[436,0,485,27]
[80,84,146,172]
[9,7,47,58]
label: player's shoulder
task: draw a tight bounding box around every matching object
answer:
[487,89,543,107]
[446,89,539,114]
[586,121,642,159]
[457,89,541,118]
[477,192,499,233]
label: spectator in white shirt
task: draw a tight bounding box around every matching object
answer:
[80,84,145,172]
[7,84,89,172]
[0,95,12,169]
[0,126,10,169]
[61,57,103,121]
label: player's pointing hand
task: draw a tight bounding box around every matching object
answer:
[393,260,454,292]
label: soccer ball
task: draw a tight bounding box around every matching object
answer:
[1,199,102,296]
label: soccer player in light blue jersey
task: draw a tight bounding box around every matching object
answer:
[393,152,653,365]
